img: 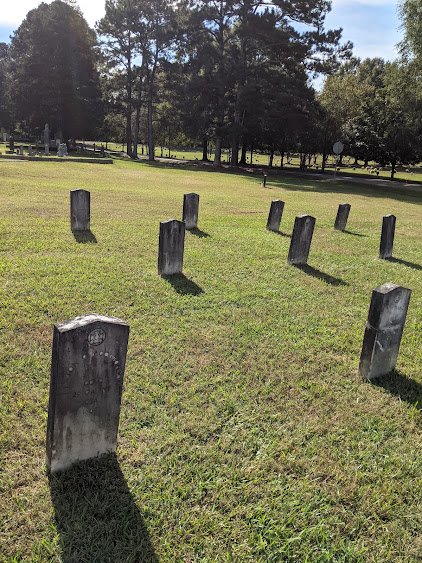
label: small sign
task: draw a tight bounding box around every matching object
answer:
[333,142,344,155]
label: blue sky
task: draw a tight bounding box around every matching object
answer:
[0,0,402,62]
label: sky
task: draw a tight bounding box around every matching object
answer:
[0,0,403,63]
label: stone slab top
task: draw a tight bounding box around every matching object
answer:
[374,282,408,294]
[297,214,315,219]
[383,214,396,218]
[160,218,182,225]
[55,314,129,333]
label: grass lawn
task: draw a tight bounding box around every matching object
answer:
[1,159,422,561]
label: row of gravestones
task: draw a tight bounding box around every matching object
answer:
[45,190,411,473]
[9,144,68,157]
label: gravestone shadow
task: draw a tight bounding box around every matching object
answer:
[72,230,97,243]
[273,230,291,238]
[293,264,348,286]
[187,227,211,238]
[343,230,368,237]
[48,454,158,563]
[386,257,422,271]
[161,273,204,295]
[371,370,422,410]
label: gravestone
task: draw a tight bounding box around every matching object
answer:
[9,135,14,152]
[28,145,33,156]
[71,189,90,231]
[46,314,129,472]
[182,193,199,230]
[266,200,285,232]
[359,283,411,380]
[158,219,185,275]
[19,145,24,156]
[334,203,351,231]
[287,214,316,265]
[57,144,63,157]
[379,214,396,259]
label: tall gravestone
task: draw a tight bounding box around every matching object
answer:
[9,135,14,152]
[334,203,351,231]
[379,214,396,259]
[359,283,411,380]
[158,219,185,275]
[19,145,24,156]
[28,145,33,156]
[183,193,200,229]
[46,314,130,472]
[266,200,285,232]
[287,214,316,265]
[71,189,90,231]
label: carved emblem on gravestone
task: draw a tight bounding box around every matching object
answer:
[88,328,106,346]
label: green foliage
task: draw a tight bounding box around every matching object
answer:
[8,0,103,139]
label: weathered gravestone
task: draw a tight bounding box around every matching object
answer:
[334,203,351,231]
[359,283,411,380]
[182,193,200,230]
[28,145,33,156]
[287,214,316,265]
[46,314,130,472]
[266,200,285,232]
[158,219,185,275]
[70,189,90,231]
[19,145,24,156]
[379,214,396,259]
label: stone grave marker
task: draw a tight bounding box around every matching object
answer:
[19,145,24,156]
[287,214,316,265]
[28,145,33,156]
[158,219,185,275]
[71,189,90,231]
[182,193,200,229]
[359,283,411,380]
[266,200,285,232]
[334,203,351,231]
[46,314,129,472]
[379,214,396,259]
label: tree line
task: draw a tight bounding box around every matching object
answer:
[0,0,421,176]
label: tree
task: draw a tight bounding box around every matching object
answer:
[0,43,11,129]
[9,0,103,141]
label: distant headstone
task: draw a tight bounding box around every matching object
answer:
[71,189,90,231]
[44,123,50,146]
[158,219,185,275]
[359,283,411,380]
[45,144,50,156]
[9,135,14,152]
[100,145,105,157]
[19,145,24,156]
[46,314,129,472]
[334,203,351,231]
[379,214,396,259]
[266,200,285,232]
[287,214,316,265]
[262,174,267,188]
[182,193,199,229]
[57,144,63,157]
[28,145,33,156]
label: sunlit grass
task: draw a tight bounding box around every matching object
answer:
[1,158,422,560]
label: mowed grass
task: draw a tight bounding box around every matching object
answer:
[1,159,422,562]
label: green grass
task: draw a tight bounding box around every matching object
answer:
[1,159,422,561]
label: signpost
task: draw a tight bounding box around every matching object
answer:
[333,141,344,178]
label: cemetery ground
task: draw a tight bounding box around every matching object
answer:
[1,158,422,561]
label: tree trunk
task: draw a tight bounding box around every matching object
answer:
[213,136,222,167]
[231,136,239,167]
[239,142,247,165]
[250,144,254,164]
[321,151,327,171]
[133,71,144,160]
[147,90,154,161]
[202,137,208,161]
[269,149,274,168]
[390,159,396,180]
[280,152,284,169]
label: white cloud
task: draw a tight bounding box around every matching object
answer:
[332,0,396,6]
[0,0,105,29]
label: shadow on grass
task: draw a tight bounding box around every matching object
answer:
[161,273,204,295]
[293,264,348,286]
[187,227,211,238]
[273,230,291,238]
[72,230,97,243]
[343,230,368,237]
[386,257,422,270]
[372,370,422,410]
[48,454,158,563]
